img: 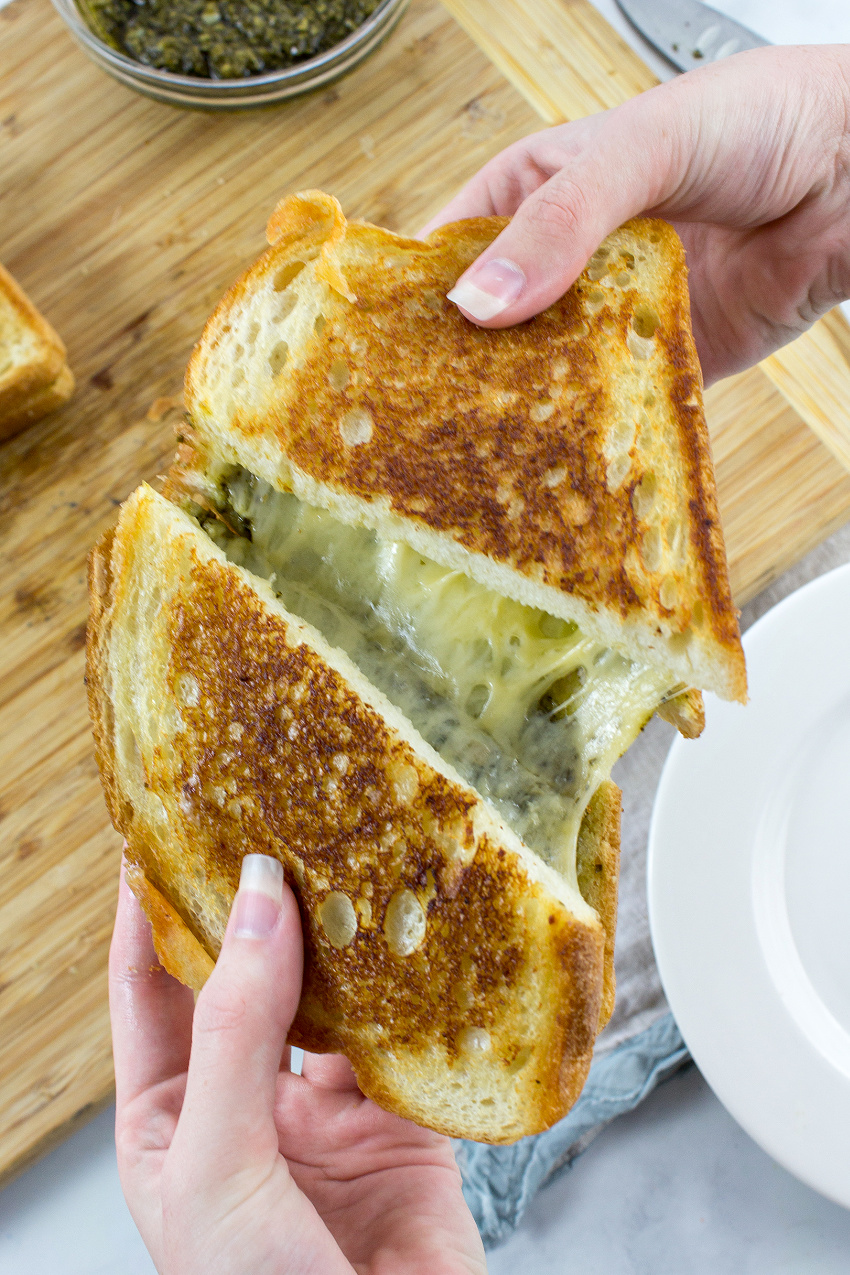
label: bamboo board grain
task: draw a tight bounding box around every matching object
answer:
[1,0,849,1190]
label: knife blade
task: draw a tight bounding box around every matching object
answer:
[614,0,769,73]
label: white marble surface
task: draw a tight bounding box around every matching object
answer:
[2,0,850,1271]
[488,1067,850,1275]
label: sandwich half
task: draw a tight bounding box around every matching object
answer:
[0,261,74,441]
[87,191,745,1143]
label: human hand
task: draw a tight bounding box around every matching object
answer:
[109,854,486,1275]
[424,45,850,385]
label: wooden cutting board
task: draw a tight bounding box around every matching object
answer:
[1,0,850,1189]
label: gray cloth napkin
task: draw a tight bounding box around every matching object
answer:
[459,519,850,1248]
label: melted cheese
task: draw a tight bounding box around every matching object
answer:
[204,470,676,883]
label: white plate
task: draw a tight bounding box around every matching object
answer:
[648,563,850,1207]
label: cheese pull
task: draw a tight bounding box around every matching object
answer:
[203,467,677,881]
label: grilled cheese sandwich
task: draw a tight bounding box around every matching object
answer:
[88,190,745,1143]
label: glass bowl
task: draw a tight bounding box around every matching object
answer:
[50,0,409,109]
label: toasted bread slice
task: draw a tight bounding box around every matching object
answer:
[0,262,74,441]
[88,484,611,1143]
[185,190,745,703]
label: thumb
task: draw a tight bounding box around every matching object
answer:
[446,93,676,327]
[170,854,303,1182]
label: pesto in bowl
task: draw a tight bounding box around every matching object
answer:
[79,0,381,79]
[52,0,408,107]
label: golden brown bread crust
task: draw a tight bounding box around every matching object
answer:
[88,485,606,1142]
[0,262,74,439]
[185,191,745,702]
[657,687,705,738]
[575,779,621,1031]
[126,864,214,990]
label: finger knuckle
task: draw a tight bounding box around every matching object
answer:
[530,181,588,243]
[194,987,249,1043]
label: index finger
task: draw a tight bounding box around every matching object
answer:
[109,857,195,1111]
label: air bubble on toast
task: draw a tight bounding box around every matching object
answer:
[269,341,289,377]
[328,358,350,391]
[273,260,307,292]
[552,358,570,381]
[543,465,566,489]
[530,401,555,422]
[232,367,245,387]
[384,889,426,956]
[175,672,200,707]
[314,313,327,335]
[608,415,636,455]
[453,980,475,1010]
[355,897,373,925]
[339,408,373,447]
[276,293,298,323]
[585,289,605,313]
[246,320,260,348]
[606,452,631,491]
[692,599,705,628]
[586,248,609,281]
[669,630,692,655]
[627,328,655,360]
[492,388,519,409]
[389,761,419,805]
[506,1045,533,1076]
[642,526,663,573]
[331,751,350,776]
[666,517,684,562]
[319,891,358,948]
[659,576,679,610]
[613,272,632,288]
[632,472,657,519]
[458,1026,491,1054]
[632,306,661,339]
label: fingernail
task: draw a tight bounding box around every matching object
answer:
[234,854,284,939]
[446,258,526,321]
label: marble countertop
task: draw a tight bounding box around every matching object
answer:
[2,1,850,1271]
